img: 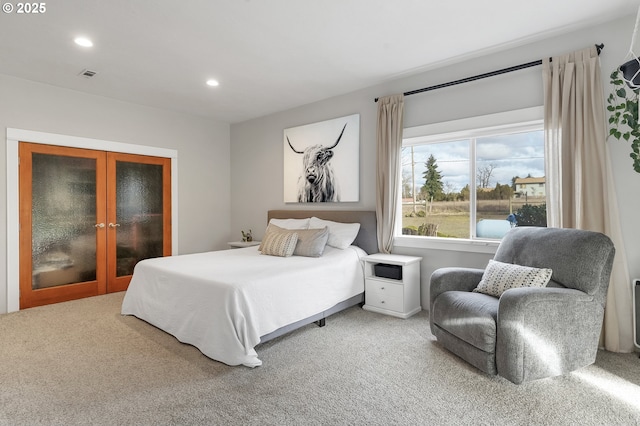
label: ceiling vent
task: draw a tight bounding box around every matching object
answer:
[78,69,98,78]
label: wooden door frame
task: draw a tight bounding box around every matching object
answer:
[6,128,178,312]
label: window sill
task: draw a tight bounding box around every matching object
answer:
[393,235,499,254]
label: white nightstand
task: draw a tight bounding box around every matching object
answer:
[228,241,261,249]
[362,253,422,319]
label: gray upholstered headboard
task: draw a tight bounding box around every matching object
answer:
[267,210,378,254]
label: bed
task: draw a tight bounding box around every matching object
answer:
[121,210,377,367]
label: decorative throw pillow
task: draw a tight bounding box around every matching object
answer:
[259,226,298,257]
[259,224,329,257]
[473,259,552,298]
[293,227,330,257]
[259,223,290,252]
[308,217,360,249]
[268,218,310,230]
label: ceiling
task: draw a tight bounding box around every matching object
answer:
[0,0,637,123]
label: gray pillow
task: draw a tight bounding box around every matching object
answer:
[293,227,329,257]
[259,224,329,257]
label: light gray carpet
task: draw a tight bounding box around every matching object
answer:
[1,292,639,425]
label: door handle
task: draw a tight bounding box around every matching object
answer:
[108,223,121,228]
[94,223,105,228]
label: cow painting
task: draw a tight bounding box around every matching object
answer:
[287,123,347,202]
[283,114,359,203]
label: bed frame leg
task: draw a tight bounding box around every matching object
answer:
[314,318,326,327]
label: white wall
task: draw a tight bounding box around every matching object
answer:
[1,74,231,313]
[231,15,640,312]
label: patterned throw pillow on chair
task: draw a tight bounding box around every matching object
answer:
[473,259,553,298]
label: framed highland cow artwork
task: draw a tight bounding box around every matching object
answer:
[283,114,359,203]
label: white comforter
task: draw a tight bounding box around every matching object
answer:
[121,245,366,367]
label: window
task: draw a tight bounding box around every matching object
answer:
[398,108,546,243]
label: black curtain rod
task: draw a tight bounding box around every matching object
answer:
[374,43,604,102]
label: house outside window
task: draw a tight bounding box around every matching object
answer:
[513,176,546,198]
[397,108,547,243]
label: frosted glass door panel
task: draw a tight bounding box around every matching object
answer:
[31,153,97,289]
[115,161,164,277]
[19,143,169,308]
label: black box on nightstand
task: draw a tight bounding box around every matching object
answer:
[373,263,403,280]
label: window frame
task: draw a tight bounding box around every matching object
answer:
[394,107,544,253]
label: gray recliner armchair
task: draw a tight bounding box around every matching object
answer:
[429,227,615,384]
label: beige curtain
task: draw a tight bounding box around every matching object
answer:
[543,46,634,352]
[376,94,404,254]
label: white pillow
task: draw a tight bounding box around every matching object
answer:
[308,217,360,250]
[473,259,552,298]
[268,218,310,230]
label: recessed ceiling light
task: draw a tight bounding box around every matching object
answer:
[74,37,93,48]
[206,79,219,87]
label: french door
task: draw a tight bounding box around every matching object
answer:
[19,142,171,309]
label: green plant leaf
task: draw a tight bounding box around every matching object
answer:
[608,69,640,173]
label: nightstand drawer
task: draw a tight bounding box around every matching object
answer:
[365,281,403,312]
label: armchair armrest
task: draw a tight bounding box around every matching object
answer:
[496,287,603,384]
[429,267,484,320]
[429,267,485,337]
[429,267,485,306]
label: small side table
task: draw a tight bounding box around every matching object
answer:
[228,241,261,249]
[362,253,422,319]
